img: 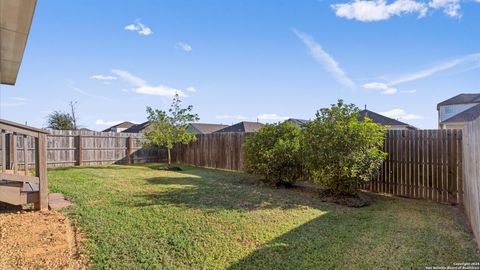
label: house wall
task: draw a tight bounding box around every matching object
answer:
[439,104,478,123]
[441,123,465,130]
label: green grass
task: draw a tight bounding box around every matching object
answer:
[49,164,479,269]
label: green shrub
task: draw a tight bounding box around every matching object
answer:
[303,100,387,195]
[243,122,303,186]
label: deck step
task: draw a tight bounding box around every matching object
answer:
[48,193,71,209]
[0,185,28,205]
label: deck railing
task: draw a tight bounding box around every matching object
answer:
[0,119,48,210]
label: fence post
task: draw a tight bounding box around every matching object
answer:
[35,133,48,210]
[127,137,133,164]
[10,132,17,173]
[77,135,83,166]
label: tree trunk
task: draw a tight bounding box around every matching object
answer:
[167,148,171,166]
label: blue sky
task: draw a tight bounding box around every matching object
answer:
[1,0,479,129]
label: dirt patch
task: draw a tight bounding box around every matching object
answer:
[295,181,373,207]
[0,204,88,270]
[318,190,373,207]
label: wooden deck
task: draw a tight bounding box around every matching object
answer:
[1,119,49,210]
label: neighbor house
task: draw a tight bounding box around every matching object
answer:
[359,109,417,130]
[122,121,150,133]
[285,118,310,127]
[186,123,228,134]
[437,93,480,129]
[214,121,264,133]
[103,121,136,133]
[123,121,229,134]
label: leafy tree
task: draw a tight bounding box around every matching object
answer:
[303,100,387,195]
[144,94,200,166]
[46,111,74,130]
[244,121,303,186]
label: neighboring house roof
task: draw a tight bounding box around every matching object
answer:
[188,123,228,134]
[286,118,310,126]
[441,103,480,124]
[214,121,264,133]
[102,121,136,132]
[122,121,150,133]
[359,109,416,129]
[437,93,480,110]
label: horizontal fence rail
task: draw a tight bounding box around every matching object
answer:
[0,130,166,168]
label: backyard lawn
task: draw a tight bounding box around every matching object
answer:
[49,164,479,269]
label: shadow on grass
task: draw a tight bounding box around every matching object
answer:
[227,214,345,270]
[49,165,136,171]
[127,166,338,213]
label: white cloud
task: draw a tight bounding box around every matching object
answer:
[177,42,192,52]
[380,109,423,120]
[257,113,290,122]
[95,120,123,126]
[292,29,355,88]
[332,0,428,22]
[186,86,196,92]
[364,52,480,95]
[332,0,472,21]
[400,89,416,94]
[429,0,461,17]
[0,101,25,107]
[112,69,186,97]
[363,82,398,94]
[111,69,146,87]
[66,80,111,101]
[0,97,26,107]
[90,75,117,81]
[215,115,249,121]
[124,21,153,36]
[389,53,480,85]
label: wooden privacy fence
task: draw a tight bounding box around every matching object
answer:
[1,130,166,168]
[366,129,463,205]
[462,118,480,248]
[172,130,464,204]
[171,133,252,171]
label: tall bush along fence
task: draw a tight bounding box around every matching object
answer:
[462,118,480,248]
[1,130,166,168]
[171,132,253,171]
[365,129,463,205]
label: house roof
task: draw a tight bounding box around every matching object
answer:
[102,121,136,132]
[437,93,480,110]
[441,103,480,124]
[359,109,414,128]
[189,123,228,134]
[286,118,310,126]
[214,121,264,133]
[122,121,149,133]
[1,0,37,85]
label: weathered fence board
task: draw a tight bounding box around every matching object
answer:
[366,129,463,204]
[171,133,252,171]
[462,118,480,248]
[0,130,166,168]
